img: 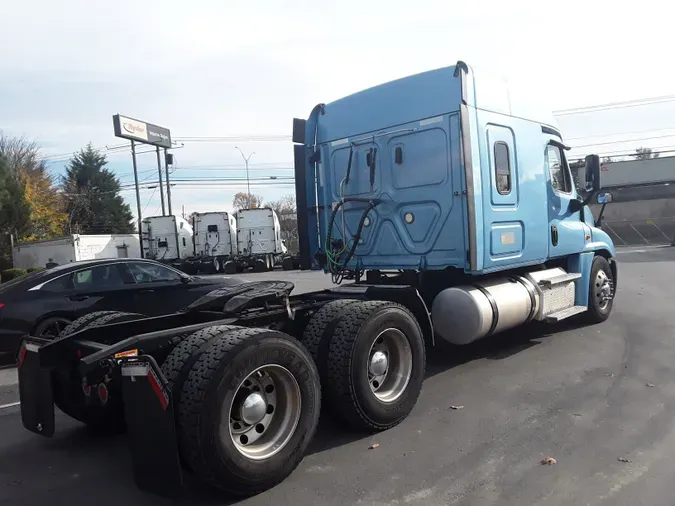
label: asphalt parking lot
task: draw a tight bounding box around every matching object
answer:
[1,246,675,505]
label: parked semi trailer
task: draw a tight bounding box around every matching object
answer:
[17,61,616,498]
[184,211,238,273]
[141,215,194,268]
[225,208,288,273]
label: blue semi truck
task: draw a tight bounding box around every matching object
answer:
[17,61,615,497]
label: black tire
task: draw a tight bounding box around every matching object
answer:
[254,259,267,273]
[282,257,294,271]
[224,261,237,274]
[584,255,615,324]
[177,328,321,497]
[33,316,73,339]
[302,299,360,370]
[325,301,426,431]
[161,325,240,400]
[57,311,118,338]
[52,311,145,430]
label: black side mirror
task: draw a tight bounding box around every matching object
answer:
[585,154,601,192]
[292,118,306,144]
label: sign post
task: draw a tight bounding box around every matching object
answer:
[112,114,173,255]
[130,140,144,258]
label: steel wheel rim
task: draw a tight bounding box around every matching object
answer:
[594,269,613,310]
[39,318,71,338]
[223,364,301,460]
[367,328,413,403]
[213,258,220,271]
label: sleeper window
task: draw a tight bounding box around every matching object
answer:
[494,142,511,195]
[547,145,572,193]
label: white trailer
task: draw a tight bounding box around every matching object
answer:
[12,234,140,270]
[232,208,287,272]
[188,212,237,273]
[141,215,193,265]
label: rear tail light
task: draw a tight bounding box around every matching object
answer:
[0,303,4,310]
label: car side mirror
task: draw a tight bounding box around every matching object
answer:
[596,191,613,204]
[585,154,601,192]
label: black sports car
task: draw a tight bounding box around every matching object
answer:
[0,258,245,357]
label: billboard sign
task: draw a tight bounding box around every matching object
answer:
[113,114,172,148]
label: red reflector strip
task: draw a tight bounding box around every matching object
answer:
[0,303,4,309]
[147,370,169,411]
[17,345,27,368]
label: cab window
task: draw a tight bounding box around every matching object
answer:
[547,145,572,194]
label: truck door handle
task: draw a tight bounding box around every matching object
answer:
[69,295,89,302]
[551,225,559,247]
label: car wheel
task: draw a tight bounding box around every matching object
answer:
[33,316,72,339]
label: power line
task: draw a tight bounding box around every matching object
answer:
[554,94,675,116]
[566,126,675,141]
[175,135,291,143]
[141,187,158,214]
[572,133,675,149]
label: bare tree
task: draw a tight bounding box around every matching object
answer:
[633,147,659,160]
[232,192,263,211]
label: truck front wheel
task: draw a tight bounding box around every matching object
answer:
[176,328,320,496]
[584,255,615,324]
[325,301,426,431]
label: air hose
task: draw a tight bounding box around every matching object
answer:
[325,197,380,283]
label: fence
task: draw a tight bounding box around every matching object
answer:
[601,217,675,246]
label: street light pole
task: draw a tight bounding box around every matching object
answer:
[235,146,255,207]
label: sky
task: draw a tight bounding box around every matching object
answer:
[2,0,675,223]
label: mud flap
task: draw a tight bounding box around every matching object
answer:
[120,356,183,497]
[18,341,55,437]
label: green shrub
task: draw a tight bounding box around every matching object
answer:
[1,268,27,283]
[26,267,45,274]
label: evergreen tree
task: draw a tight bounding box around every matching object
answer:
[0,156,30,269]
[63,144,134,234]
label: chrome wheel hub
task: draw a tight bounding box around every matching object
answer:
[369,351,388,376]
[224,365,301,460]
[240,392,267,425]
[367,329,413,403]
[594,269,614,310]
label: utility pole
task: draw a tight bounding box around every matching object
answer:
[235,146,255,207]
[155,146,166,216]
[164,149,173,216]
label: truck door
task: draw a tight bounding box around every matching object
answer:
[545,143,588,257]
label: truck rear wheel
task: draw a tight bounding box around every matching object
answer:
[325,301,425,431]
[584,255,615,324]
[160,325,239,405]
[302,299,360,369]
[223,260,237,274]
[52,311,146,431]
[282,257,294,271]
[176,328,320,496]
